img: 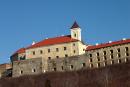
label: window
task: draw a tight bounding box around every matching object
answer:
[90,64,93,68]
[110,55,113,59]
[64,47,67,50]
[97,53,100,61]
[125,47,129,51]
[82,63,86,67]
[32,51,35,55]
[103,51,107,60]
[103,56,107,60]
[97,52,99,56]
[97,63,100,68]
[40,50,43,54]
[110,50,113,54]
[73,50,76,53]
[103,51,106,55]
[32,69,36,72]
[70,65,73,69]
[97,57,100,61]
[73,43,75,46]
[89,58,92,62]
[117,53,121,58]
[56,56,59,59]
[126,53,129,56]
[118,59,121,63]
[53,68,57,71]
[74,33,76,37]
[20,70,23,74]
[48,49,50,53]
[117,48,120,52]
[56,48,59,52]
[111,60,114,65]
[125,47,129,57]
[89,54,92,57]
[61,66,64,70]
[65,54,68,57]
[48,57,51,60]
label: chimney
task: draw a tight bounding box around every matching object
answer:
[96,43,99,46]
[32,41,35,45]
[122,38,126,40]
[109,41,112,43]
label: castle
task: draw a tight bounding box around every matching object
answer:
[0,22,130,77]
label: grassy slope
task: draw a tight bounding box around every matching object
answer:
[0,61,130,87]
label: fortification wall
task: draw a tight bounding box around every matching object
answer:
[12,43,130,77]
[48,55,88,72]
[12,58,42,77]
[48,43,130,71]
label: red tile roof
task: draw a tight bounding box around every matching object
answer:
[86,39,130,51]
[26,35,78,49]
[13,48,26,55]
[71,21,80,29]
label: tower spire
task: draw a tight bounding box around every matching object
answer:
[70,21,80,29]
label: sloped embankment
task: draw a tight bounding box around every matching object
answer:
[0,61,130,87]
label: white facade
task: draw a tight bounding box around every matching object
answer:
[26,41,86,60]
[71,28,81,41]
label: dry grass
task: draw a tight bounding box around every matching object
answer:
[0,61,130,87]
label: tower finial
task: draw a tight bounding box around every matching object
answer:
[70,21,80,29]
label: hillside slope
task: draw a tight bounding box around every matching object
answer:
[0,61,130,87]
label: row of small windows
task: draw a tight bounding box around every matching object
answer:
[32,47,76,55]
[20,58,129,74]
[90,58,129,68]
[53,58,129,71]
[89,53,129,63]
[32,47,67,55]
[89,47,129,58]
[32,47,66,55]
[53,63,86,71]
[20,69,36,74]
[48,54,68,60]
[90,54,129,62]
[32,43,76,55]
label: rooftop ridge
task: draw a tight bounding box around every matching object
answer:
[26,35,78,49]
[86,39,130,51]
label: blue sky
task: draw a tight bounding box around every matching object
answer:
[0,0,130,64]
